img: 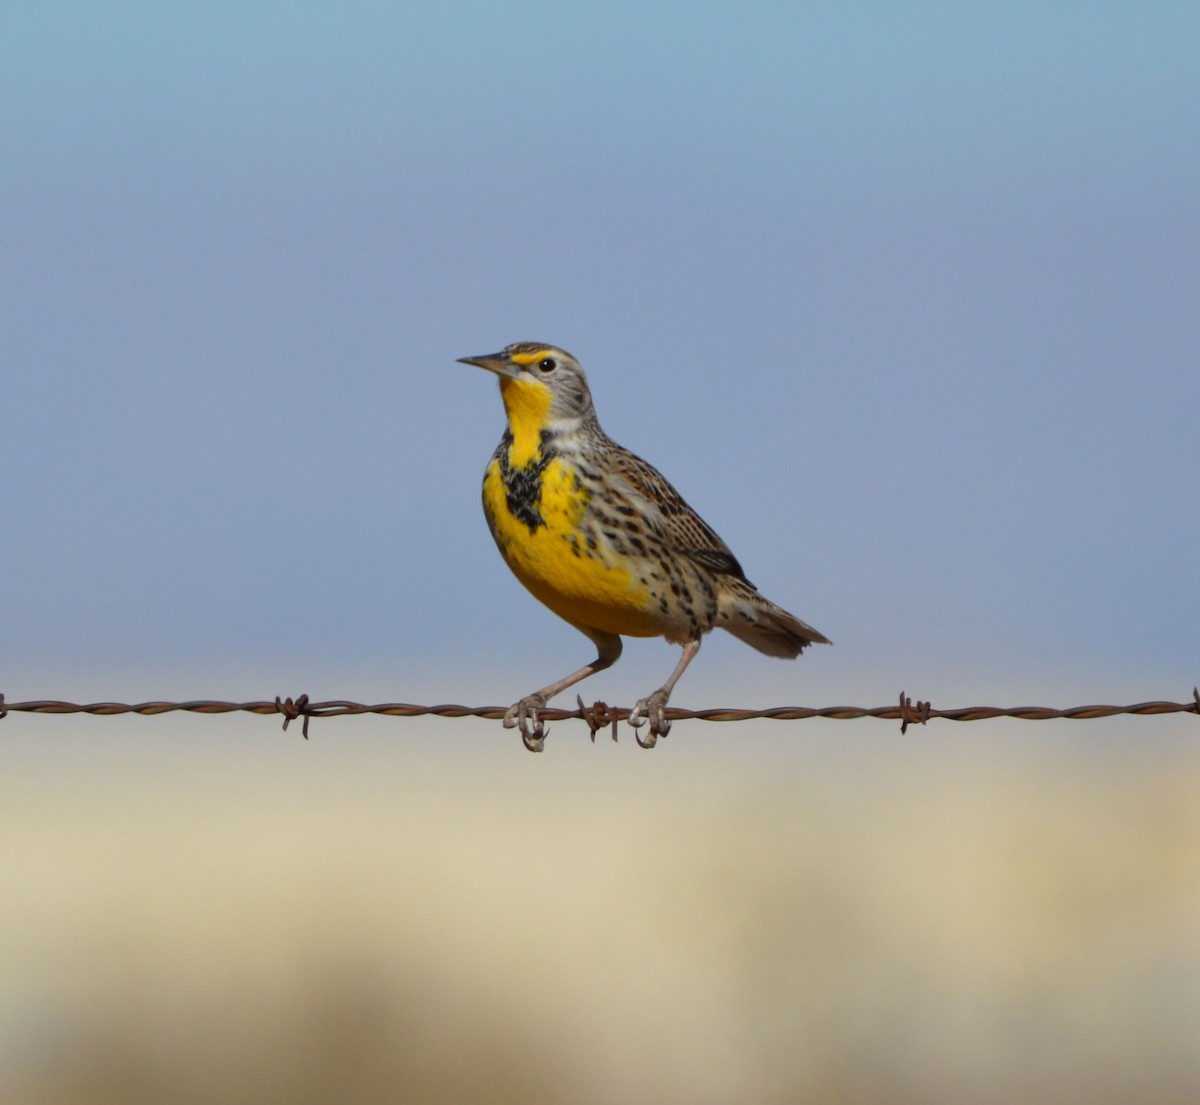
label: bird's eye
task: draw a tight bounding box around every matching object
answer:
[537,358,557,373]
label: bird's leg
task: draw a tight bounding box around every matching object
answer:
[628,639,701,748]
[506,633,622,752]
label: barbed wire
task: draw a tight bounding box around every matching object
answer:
[1,689,1196,742]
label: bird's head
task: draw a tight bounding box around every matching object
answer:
[458,342,594,430]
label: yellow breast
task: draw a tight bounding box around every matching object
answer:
[482,455,661,638]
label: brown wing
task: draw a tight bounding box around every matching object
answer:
[605,441,749,582]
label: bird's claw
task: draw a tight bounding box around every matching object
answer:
[504,694,548,752]
[628,691,671,748]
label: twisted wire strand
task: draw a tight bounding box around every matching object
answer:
[1,689,1196,739]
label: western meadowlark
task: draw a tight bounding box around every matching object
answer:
[460,342,830,752]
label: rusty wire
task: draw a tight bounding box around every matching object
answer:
[0,689,1196,742]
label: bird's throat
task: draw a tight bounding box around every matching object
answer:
[499,376,552,467]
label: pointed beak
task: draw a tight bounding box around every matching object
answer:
[457,352,519,378]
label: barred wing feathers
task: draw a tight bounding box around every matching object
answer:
[603,440,830,656]
[604,442,748,582]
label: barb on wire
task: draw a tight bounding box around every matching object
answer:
[0,688,1196,741]
[897,692,931,735]
[577,696,621,743]
[275,694,313,740]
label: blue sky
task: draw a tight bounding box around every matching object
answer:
[3,1,1198,714]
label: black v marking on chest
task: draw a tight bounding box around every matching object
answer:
[495,430,554,533]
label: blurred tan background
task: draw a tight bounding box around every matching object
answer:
[3,714,1196,1105]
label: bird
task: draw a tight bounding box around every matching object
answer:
[459,342,830,752]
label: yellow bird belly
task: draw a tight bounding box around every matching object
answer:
[483,456,661,638]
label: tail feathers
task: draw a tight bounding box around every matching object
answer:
[720,584,830,659]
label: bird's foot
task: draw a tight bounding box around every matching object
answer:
[628,689,671,748]
[504,694,548,753]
